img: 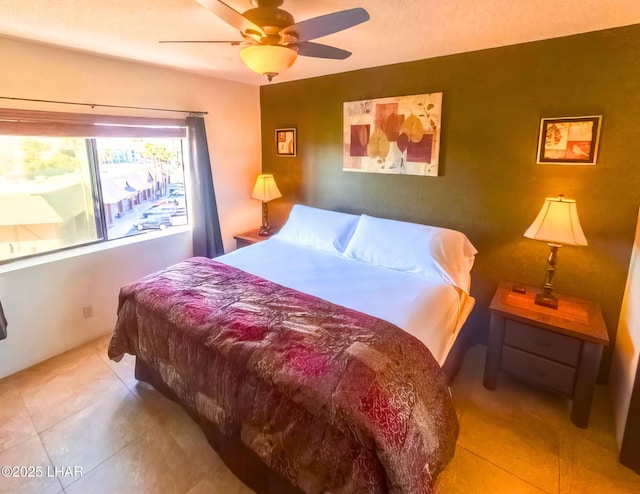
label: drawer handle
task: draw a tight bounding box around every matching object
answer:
[525,369,547,378]
[531,340,552,348]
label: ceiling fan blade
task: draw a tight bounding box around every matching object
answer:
[281,7,369,42]
[296,41,351,60]
[195,0,266,37]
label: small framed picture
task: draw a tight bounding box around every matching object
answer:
[276,128,296,157]
[536,115,602,165]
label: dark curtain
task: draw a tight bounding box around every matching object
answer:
[0,300,6,340]
[187,116,225,258]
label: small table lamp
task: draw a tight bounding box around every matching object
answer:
[524,194,588,309]
[252,174,282,236]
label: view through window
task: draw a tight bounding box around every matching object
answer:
[0,134,188,263]
[96,138,187,240]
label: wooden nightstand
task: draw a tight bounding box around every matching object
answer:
[233,229,272,249]
[483,279,609,428]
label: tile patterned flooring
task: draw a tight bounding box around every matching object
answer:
[0,336,638,493]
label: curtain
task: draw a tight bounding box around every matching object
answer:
[0,300,6,340]
[187,116,225,258]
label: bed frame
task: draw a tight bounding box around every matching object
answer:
[441,319,475,384]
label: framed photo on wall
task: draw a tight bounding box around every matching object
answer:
[276,128,296,157]
[536,115,602,165]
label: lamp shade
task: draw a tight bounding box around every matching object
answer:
[251,174,282,203]
[240,45,297,80]
[524,195,588,246]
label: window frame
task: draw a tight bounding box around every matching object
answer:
[0,108,189,265]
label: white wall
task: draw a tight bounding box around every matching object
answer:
[610,207,640,448]
[0,37,262,378]
[0,232,192,378]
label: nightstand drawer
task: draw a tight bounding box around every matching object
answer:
[504,320,581,366]
[233,229,271,249]
[235,238,254,249]
[501,346,576,395]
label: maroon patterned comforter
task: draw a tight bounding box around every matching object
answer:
[108,257,458,493]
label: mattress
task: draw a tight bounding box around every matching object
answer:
[220,237,474,365]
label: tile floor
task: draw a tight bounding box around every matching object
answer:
[0,336,638,493]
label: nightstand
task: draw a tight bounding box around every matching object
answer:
[483,279,609,428]
[233,229,271,249]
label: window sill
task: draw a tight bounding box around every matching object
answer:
[0,225,191,275]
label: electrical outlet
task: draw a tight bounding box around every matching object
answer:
[82,305,94,319]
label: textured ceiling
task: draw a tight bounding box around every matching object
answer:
[1,0,640,86]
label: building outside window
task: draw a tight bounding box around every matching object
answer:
[96,137,187,240]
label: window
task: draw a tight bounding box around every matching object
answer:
[0,109,188,263]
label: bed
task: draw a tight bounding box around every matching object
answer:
[108,205,477,493]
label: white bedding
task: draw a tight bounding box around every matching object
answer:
[219,237,474,365]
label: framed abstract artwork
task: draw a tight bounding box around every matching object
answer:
[536,115,602,165]
[343,92,443,176]
[276,128,296,157]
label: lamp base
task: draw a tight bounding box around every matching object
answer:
[258,201,273,237]
[534,292,558,309]
[533,242,561,309]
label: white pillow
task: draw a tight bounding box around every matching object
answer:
[343,214,477,292]
[274,205,360,254]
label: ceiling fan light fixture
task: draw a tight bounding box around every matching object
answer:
[240,44,297,81]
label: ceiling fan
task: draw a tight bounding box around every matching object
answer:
[161,0,370,81]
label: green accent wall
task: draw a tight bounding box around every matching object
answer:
[260,24,640,380]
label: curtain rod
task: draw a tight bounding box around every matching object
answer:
[0,96,207,116]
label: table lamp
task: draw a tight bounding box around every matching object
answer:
[252,174,282,236]
[523,194,588,309]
